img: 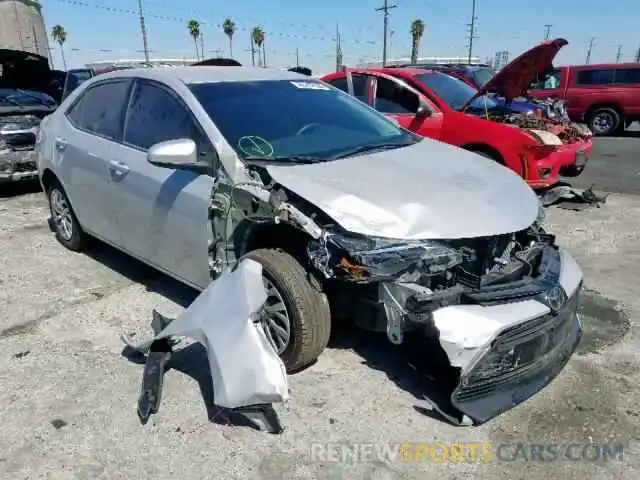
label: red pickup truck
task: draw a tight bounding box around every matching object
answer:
[529,62,640,136]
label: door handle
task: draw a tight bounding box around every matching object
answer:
[108,160,130,179]
[54,137,67,151]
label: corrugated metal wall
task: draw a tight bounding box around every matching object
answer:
[0,0,51,63]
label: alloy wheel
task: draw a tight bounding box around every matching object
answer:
[261,276,292,355]
[50,188,74,241]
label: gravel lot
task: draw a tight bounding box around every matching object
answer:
[1,179,639,479]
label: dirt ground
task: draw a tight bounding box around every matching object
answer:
[0,186,638,480]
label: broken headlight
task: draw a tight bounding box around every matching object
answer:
[314,233,465,282]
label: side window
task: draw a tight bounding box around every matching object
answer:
[66,81,130,140]
[327,75,368,102]
[374,77,419,114]
[614,68,640,84]
[531,68,561,90]
[123,81,217,167]
[576,69,615,86]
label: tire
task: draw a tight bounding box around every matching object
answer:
[47,181,87,251]
[243,248,331,373]
[587,106,621,136]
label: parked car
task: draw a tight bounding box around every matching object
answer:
[529,61,640,135]
[37,66,583,425]
[389,63,495,89]
[322,41,592,190]
[0,88,57,184]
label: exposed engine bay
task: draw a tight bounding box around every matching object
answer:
[488,98,592,145]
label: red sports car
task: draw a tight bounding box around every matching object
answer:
[321,41,592,190]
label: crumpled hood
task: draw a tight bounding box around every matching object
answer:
[265,138,539,240]
[463,38,568,108]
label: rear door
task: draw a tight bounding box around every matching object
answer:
[112,78,215,289]
[55,79,131,241]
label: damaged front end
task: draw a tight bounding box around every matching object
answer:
[307,220,583,425]
[0,112,50,184]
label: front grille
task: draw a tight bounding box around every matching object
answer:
[3,132,36,149]
[454,288,580,402]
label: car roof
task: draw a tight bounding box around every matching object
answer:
[95,66,307,84]
[565,62,640,69]
[348,67,436,77]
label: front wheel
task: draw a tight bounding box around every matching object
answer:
[242,248,332,373]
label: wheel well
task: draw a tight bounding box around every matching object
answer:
[40,169,59,193]
[586,103,623,119]
[462,144,505,165]
[244,223,310,264]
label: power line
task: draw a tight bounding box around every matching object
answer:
[466,0,478,63]
[544,24,552,41]
[375,0,397,67]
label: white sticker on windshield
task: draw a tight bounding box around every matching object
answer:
[290,81,330,90]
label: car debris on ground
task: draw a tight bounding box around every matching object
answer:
[539,182,609,210]
[121,259,288,434]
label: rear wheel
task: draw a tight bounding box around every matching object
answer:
[588,106,621,136]
[242,248,332,373]
[47,181,87,251]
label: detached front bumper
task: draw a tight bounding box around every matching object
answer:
[0,149,38,184]
[381,246,583,425]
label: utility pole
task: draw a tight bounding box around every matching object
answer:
[200,28,206,61]
[296,47,300,67]
[635,46,640,63]
[335,24,343,71]
[137,0,150,64]
[544,24,552,41]
[375,0,397,67]
[250,32,256,66]
[466,0,478,64]
[585,37,595,65]
[616,44,623,63]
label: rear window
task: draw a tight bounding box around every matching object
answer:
[575,67,640,86]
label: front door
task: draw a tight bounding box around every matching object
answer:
[113,79,215,290]
[370,75,444,140]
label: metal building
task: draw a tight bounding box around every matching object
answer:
[0,0,51,62]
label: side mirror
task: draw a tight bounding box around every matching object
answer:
[147,138,210,174]
[416,99,431,117]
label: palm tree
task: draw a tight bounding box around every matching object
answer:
[251,27,265,67]
[223,18,236,58]
[410,19,425,64]
[187,20,201,61]
[51,25,67,70]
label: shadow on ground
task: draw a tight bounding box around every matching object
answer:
[0,180,41,198]
[84,239,199,308]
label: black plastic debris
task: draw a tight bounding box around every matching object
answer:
[539,182,608,210]
[130,309,285,434]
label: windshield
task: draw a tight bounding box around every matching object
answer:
[0,88,56,107]
[470,67,494,86]
[189,79,416,161]
[414,72,499,110]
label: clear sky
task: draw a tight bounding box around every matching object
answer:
[41,0,638,72]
